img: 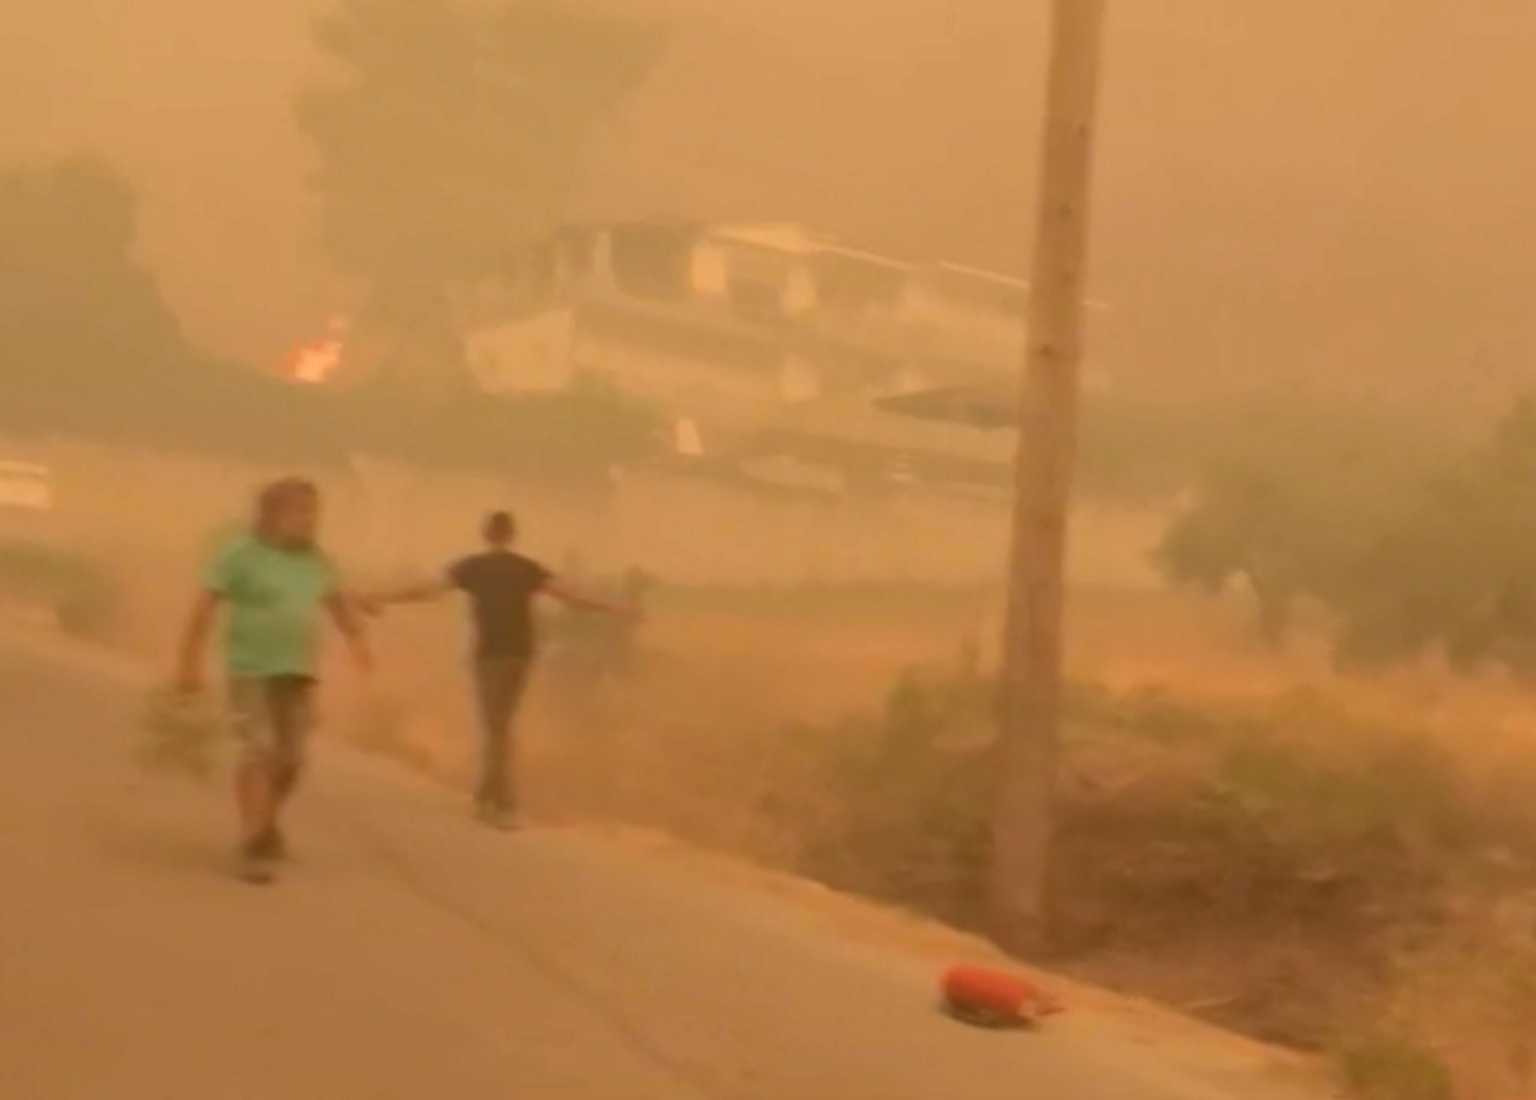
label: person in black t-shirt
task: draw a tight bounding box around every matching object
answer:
[367,511,631,828]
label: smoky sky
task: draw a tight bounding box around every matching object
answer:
[5,1,1533,409]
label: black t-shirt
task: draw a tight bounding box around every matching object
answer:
[448,551,552,658]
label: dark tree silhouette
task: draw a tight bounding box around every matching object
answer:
[296,0,665,386]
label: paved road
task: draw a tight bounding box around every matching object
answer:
[0,642,1333,1099]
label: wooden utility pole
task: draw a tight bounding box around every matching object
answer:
[991,0,1109,954]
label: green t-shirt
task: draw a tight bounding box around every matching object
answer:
[204,535,337,678]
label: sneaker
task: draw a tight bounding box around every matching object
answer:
[473,802,521,831]
[235,845,275,885]
[251,827,289,862]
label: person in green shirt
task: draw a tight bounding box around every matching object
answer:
[176,477,370,884]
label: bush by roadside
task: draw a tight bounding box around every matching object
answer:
[0,540,121,641]
[781,670,1536,1099]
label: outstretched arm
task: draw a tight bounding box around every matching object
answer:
[325,592,373,674]
[361,576,453,614]
[176,590,221,694]
[544,578,637,618]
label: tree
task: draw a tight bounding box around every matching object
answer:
[1154,400,1440,648]
[0,155,191,427]
[1333,398,1536,676]
[1156,394,1536,679]
[296,0,665,386]
[1156,463,1315,646]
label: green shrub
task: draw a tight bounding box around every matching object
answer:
[794,664,1531,954]
[1338,1036,1456,1100]
[1217,727,1467,856]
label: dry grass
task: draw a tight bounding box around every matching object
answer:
[517,593,1536,1100]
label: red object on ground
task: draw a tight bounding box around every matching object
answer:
[941,965,1065,1027]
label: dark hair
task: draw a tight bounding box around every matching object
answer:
[483,510,516,544]
[255,477,319,541]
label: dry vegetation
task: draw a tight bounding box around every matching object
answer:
[352,584,1536,1100]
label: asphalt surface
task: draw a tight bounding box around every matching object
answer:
[0,641,1334,1099]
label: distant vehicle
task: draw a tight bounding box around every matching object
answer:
[0,459,58,549]
[0,460,54,513]
[0,460,118,638]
